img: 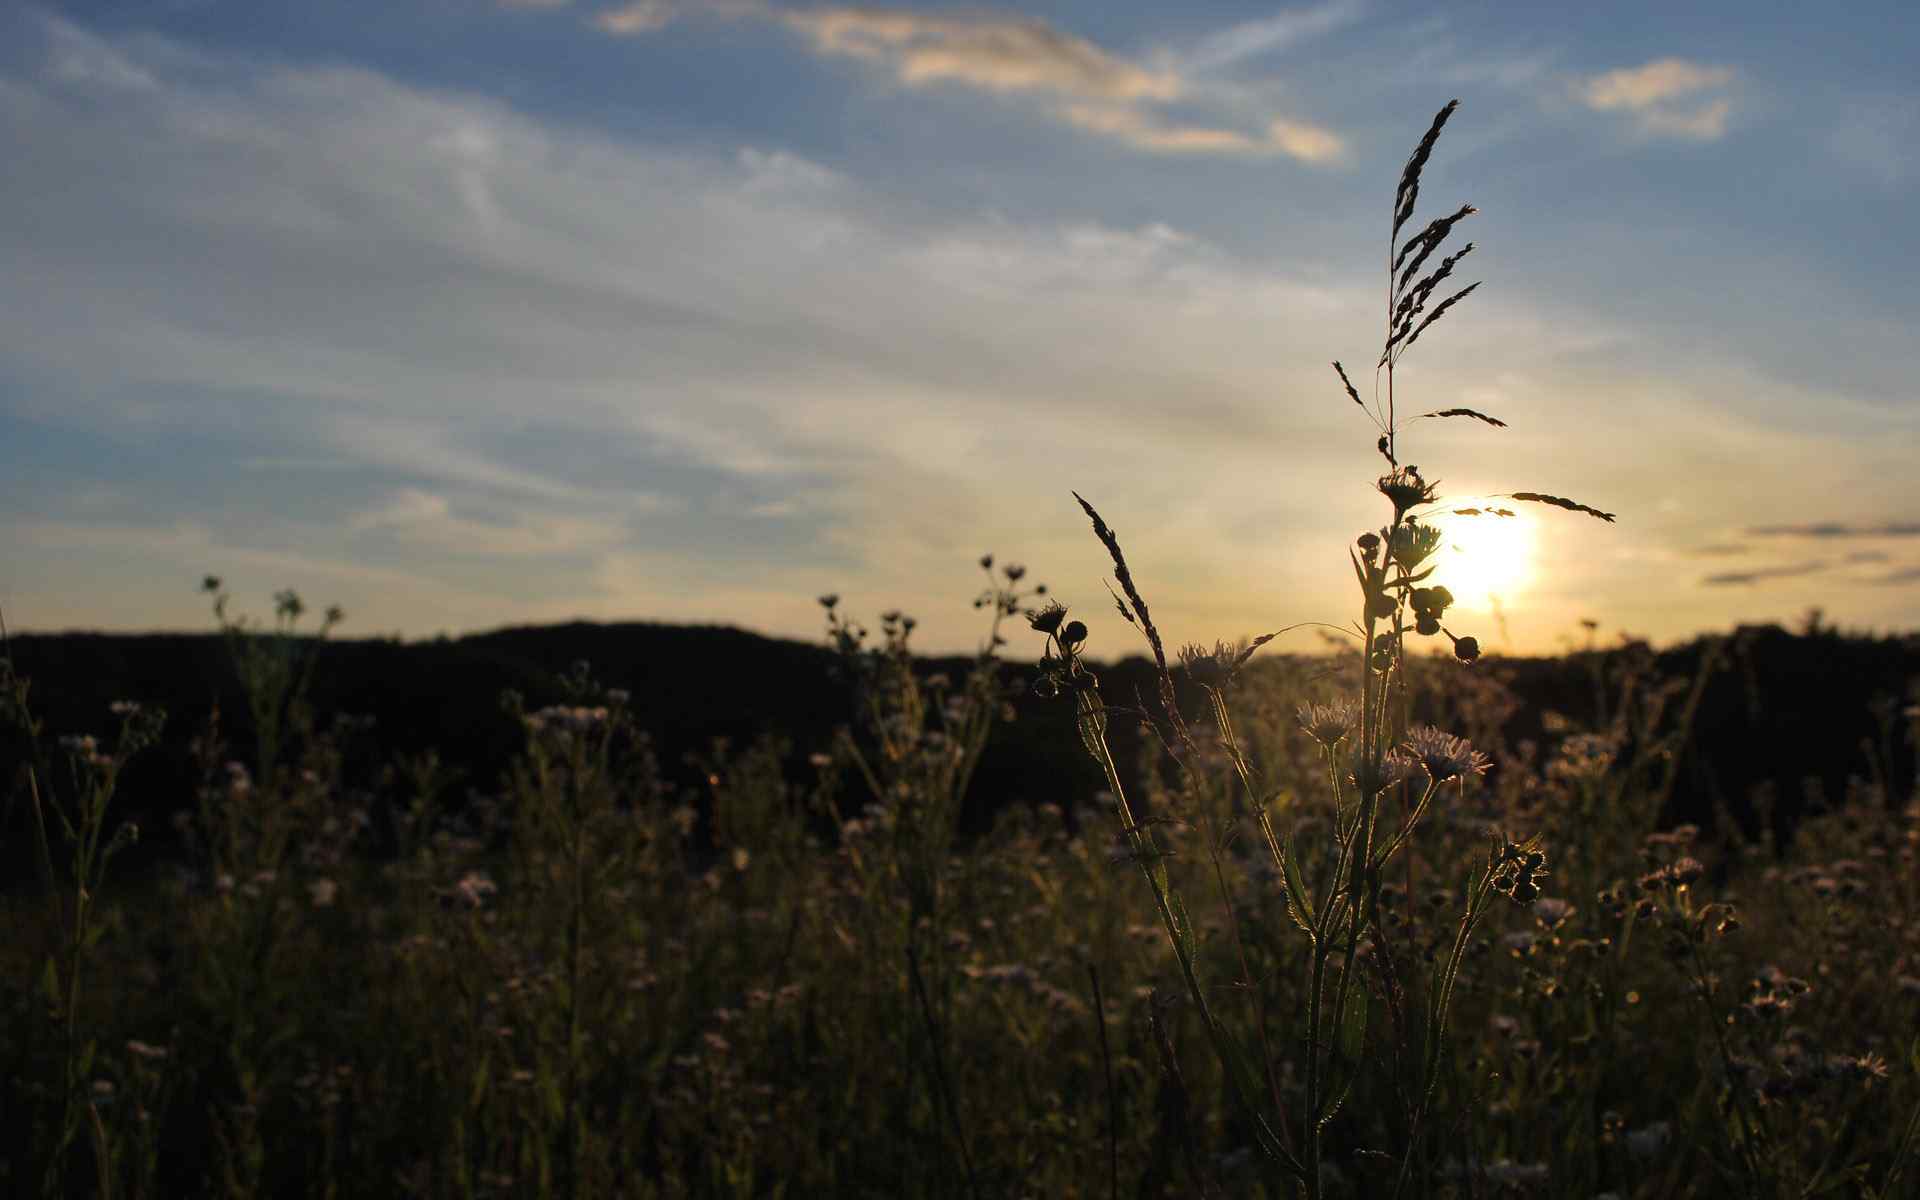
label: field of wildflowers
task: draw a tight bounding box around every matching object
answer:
[3,103,1918,1199]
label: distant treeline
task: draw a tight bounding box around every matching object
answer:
[3,620,1915,871]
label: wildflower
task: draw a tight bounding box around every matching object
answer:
[1297,698,1359,746]
[1027,600,1068,637]
[1847,1053,1891,1082]
[1402,725,1491,782]
[453,871,498,909]
[1378,466,1440,520]
[125,1040,170,1061]
[109,700,142,717]
[1389,518,1444,570]
[1547,733,1616,783]
[308,878,339,908]
[1451,633,1481,663]
[1179,639,1262,690]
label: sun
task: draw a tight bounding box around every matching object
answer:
[1432,511,1536,612]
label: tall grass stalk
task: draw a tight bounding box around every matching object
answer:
[1034,100,1609,1197]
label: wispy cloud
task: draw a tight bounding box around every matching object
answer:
[349,488,639,557]
[1579,58,1731,110]
[1266,116,1345,163]
[1747,522,1920,538]
[780,6,1179,102]
[578,2,1347,161]
[1701,561,1828,587]
[1638,98,1731,140]
[1059,105,1345,161]
[1575,57,1735,141]
[1060,103,1257,154]
[1175,0,1363,74]
[594,0,673,35]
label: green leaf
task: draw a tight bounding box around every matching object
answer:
[469,1055,492,1111]
[40,958,61,1010]
[1279,836,1317,941]
[1337,982,1370,1064]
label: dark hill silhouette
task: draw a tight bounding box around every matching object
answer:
[3,621,1914,872]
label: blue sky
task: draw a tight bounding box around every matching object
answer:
[3,1,1916,655]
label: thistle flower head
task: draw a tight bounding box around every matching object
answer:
[1027,600,1069,637]
[1403,724,1491,782]
[1297,698,1359,745]
[1389,519,1445,571]
[1179,642,1237,689]
[1378,466,1439,520]
[1180,637,1266,690]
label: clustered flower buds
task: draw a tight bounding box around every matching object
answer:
[1491,839,1549,904]
[1409,585,1454,636]
[1030,601,1096,699]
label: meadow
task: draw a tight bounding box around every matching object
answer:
[4,103,1919,1199]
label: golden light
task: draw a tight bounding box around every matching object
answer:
[1432,511,1536,612]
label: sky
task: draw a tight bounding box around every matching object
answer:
[2,1,1917,658]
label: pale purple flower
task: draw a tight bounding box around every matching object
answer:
[1403,725,1491,783]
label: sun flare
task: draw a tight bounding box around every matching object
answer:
[1432,511,1536,612]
